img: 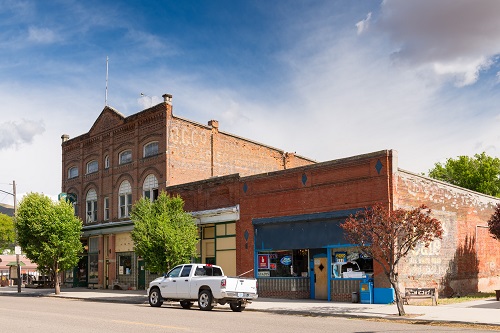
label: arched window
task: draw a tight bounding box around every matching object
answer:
[86,189,98,223]
[144,141,159,158]
[68,166,79,179]
[118,180,132,218]
[104,155,110,169]
[86,160,98,174]
[143,174,159,202]
[119,150,132,165]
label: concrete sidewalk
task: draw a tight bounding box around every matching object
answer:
[1,286,499,328]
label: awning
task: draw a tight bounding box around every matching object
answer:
[6,261,26,266]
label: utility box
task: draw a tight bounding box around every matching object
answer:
[359,281,374,304]
[374,288,395,304]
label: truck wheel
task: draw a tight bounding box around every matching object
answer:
[230,301,246,312]
[148,287,163,307]
[180,300,193,309]
[198,290,214,311]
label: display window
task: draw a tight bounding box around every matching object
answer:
[257,249,308,277]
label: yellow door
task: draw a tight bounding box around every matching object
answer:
[314,257,328,300]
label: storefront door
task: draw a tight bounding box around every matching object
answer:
[314,256,328,300]
[138,260,145,290]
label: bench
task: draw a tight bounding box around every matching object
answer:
[402,287,437,306]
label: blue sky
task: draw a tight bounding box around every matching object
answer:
[1,0,500,204]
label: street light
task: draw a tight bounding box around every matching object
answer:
[0,180,20,293]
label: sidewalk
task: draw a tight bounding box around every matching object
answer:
[1,286,499,328]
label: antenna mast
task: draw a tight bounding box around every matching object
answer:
[105,56,109,106]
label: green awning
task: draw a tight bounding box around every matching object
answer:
[6,261,26,266]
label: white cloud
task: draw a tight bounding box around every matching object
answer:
[28,26,58,43]
[0,119,45,150]
[356,12,371,35]
[374,0,500,86]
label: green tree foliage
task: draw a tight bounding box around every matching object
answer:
[15,193,83,294]
[0,213,15,253]
[488,203,500,241]
[428,152,500,197]
[131,192,198,274]
[341,204,442,316]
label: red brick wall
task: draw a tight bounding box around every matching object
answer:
[394,170,500,296]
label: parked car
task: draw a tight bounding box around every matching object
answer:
[147,263,258,312]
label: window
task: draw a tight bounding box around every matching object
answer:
[119,255,132,275]
[194,265,223,277]
[143,174,159,202]
[68,166,78,179]
[104,155,110,169]
[119,150,132,165]
[166,266,182,278]
[88,237,99,284]
[103,197,109,220]
[86,160,98,174]
[86,189,97,223]
[180,265,192,277]
[118,181,132,218]
[143,141,159,158]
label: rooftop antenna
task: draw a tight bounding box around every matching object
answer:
[105,56,109,106]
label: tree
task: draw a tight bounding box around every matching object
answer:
[340,203,442,316]
[15,193,83,294]
[488,203,500,241]
[131,192,198,274]
[428,152,500,197]
[0,213,15,253]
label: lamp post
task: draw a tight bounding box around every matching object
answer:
[0,181,19,292]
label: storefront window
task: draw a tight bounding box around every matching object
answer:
[119,255,132,275]
[332,250,373,279]
[257,249,308,278]
[88,254,98,283]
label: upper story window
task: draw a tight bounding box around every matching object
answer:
[143,174,159,202]
[104,155,110,169]
[86,189,98,223]
[86,160,98,174]
[118,180,132,218]
[144,141,159,158]
[68,166,79,179]
[119,150,132,165]
[103,196,109,221]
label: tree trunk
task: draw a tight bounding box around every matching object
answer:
[54,262,60,295]
[389,274,405,316]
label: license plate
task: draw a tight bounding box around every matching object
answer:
[238,293,243,297]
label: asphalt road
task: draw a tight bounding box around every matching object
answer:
[0,295,496,333]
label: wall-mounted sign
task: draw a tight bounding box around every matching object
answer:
[334,251,347,263]
[280,255,292,266]
[258,271,270,277]
[258,254,269,269]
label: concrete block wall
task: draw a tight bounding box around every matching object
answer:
[395,170,500,296]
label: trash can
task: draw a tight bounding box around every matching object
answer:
[352,291,359,303]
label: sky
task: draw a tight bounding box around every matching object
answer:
[1,0,500,205]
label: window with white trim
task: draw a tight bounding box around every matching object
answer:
[144,141,159,158]
[86,189,98,223]
[143,174,159,202]
[119,181,132,218]
[104,196,109,220]
[104,155,110,169]
[68,166,78,179]
[86,160,98,174]
[119,150,132,165]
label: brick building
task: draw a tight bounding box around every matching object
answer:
[167,150,500,301]
[61,96,500,300]
[60,94,314,289]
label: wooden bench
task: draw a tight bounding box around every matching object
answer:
[402,287,437,306]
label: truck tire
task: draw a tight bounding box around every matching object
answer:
[180,300,193,309]
[148,287,163,307]
[198,289,214,311]
[230,301,246,312]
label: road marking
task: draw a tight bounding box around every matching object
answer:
[112,319,190,331]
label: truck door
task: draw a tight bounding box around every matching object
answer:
[176,265,192,298]
[161,265,182,297]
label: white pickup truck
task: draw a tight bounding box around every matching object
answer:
[147,263,258,312]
